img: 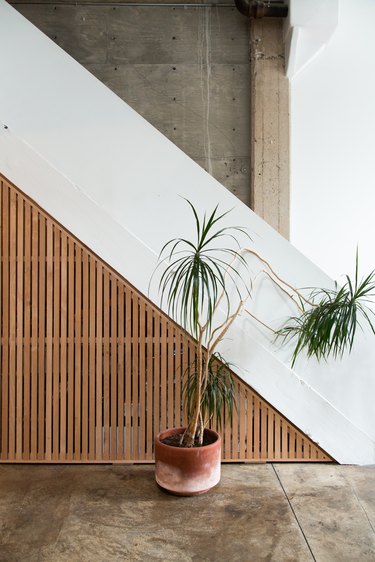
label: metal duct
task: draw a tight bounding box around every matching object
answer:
[234,0,288,18]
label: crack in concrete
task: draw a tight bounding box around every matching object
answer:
[198,7,213,176]
[341,467,375,536]
[271,464,317,562]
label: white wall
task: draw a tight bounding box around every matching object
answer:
[290,0,375,281]
[1,0,375,463]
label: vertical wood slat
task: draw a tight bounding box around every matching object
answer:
[88,256,96,461]
[23,202,31,460]
[8,188,17,460]
[81,251,89,460]
[117,285,125,459]
[246,389,253,460]
[167,323,174,431]
[45,221,53,461]
[261,400,268,460]
[67,237,75,460]
[30,205,39,460]
[239,386,246,460]
[74,245,82,461]
[53,224,60,461]
[132,293,139,460]
[1,182,9,459]
[0,176,332,464]
[102,269,110,461]
[138,298,146,460]
[16,192,24,460]
[37,211,46,460]
[160,315,167,437]
[223,376,233,460]
[153,310,160,440]
[231,382,239,460]
[253,395,260,460]
[145,304,153,460]
[95,263,103,461]
[125,286,132,460]
[60,231,68,460]
[174,331,182,432]
[110,275,117,459]
[274,415,281,461]
[282,420,289,461]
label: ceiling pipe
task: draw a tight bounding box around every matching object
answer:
[234,0,288,18]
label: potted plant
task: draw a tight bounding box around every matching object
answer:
[152,200,375,496]
[152,200,249,496]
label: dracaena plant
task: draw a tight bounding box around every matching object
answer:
[153,200,249,447]
[152,199,375,448]
[277,253,375,366]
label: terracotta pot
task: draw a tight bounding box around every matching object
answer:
[155,427,221,496]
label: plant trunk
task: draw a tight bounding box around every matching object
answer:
[180,339,204,447]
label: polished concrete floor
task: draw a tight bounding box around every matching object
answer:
[0,463,375,562]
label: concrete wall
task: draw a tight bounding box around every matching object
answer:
[10,0,251,206]
[288,0,375,280]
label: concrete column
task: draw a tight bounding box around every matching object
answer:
[250,19,289,238]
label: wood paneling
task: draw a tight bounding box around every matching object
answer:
[0,175,332,463]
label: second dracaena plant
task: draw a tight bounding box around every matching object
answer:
[156,200,249,448]
[277,251,375,367]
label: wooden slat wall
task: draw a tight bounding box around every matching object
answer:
[0,176,332,463]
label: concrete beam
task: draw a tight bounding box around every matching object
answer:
[250,18,289,238]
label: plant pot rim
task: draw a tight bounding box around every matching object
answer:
[156,427,221,451]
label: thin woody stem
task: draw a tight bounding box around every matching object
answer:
[207,290,250,352]
[261,270,304,313]
[200,348,212,411]
[198,410,204,443]
[181,329,204,447]
[242,248,318,308]
[208,299,244,355]
[245,309,278,334]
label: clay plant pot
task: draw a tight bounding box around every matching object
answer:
[155,427,221,496]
